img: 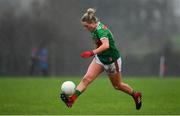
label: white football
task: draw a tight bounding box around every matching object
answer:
[61,81,76,95]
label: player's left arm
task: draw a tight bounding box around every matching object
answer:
[92,38,109,54]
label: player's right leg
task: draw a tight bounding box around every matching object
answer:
[60,58,104,108]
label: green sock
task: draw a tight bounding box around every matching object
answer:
[75,90,82,96]
[70,90,82,101]
[131,90,135,96]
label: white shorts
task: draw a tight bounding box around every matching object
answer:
[95,55,122,75]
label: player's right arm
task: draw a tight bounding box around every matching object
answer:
[92,38,109,54]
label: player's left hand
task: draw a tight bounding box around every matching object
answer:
[80,51,94,58]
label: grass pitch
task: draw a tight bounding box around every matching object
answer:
[0,76,180,115]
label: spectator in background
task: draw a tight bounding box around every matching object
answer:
[38,48,48,76]
[29,47,39,75]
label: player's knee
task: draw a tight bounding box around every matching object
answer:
[113,83,123,90]
[113,86,119,90]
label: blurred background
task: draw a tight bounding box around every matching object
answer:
[0,0,180,77]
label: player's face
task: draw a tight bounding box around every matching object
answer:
[81,22,96,32]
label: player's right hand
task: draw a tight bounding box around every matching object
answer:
[80,51,94,58]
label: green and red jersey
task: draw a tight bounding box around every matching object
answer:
[91,22,121,64]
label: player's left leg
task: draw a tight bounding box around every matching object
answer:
[108,72,142,110]
[108,72,134,95]
[107,58,142,110]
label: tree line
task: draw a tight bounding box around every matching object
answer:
[0,0,179,76]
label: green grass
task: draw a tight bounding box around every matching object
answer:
[0,76,180,115]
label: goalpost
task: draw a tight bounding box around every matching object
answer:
[159,55,166,78]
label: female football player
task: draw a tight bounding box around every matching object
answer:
[61,8,142,110]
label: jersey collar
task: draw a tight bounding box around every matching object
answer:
[92,22,100,33]
[96,22,101,30]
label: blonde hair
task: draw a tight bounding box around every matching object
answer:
[81,8,98,24]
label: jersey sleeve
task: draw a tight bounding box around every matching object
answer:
[98,29,109,40]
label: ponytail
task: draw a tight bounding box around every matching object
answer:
[81,8,98,23]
